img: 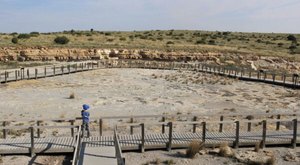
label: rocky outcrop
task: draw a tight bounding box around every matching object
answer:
[0,47,299,73]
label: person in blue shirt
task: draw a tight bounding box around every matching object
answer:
[81,104,90,138]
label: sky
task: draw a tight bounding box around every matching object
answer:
[0,0,299,33]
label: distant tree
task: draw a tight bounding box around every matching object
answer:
[11,37,18,44]
[54,36,69,44]
[90,28,94,32]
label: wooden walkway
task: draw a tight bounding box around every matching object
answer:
[0,60,299,89]
[0,130,299,155]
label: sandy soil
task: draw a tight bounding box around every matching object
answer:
[0,68,299,164]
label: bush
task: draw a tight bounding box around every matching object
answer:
[119,37,126,41]
[186,140,204,158]
[54,36,70,44]
[287,35,297,42]
[107,38,114,42]
[166,41,174,45]
[17,33,31,39]
[208,40,215,45]
[11,37,18,44]
[196,40,206,44]
[30,32,40,37]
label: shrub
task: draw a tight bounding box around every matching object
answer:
[54,36,70,44]
[166,41,174,45]
[196,40,206,44]
[119,37,126,41]
[11,37,18,44]
[69,92,75,99]
[208,40,215,45]
[287,35,297,42]
[17,33,31,39]
[277,43,284,47]
[104,32,111,36]
[107,38,114,42]
[186,140,204,158]
[30,32,40,37]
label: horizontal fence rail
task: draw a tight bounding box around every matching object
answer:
[0,59,299,89]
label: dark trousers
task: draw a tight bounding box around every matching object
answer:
[81,122,90,138]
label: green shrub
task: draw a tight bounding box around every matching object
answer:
[166,41,174,45]
[54,36,70,44]
[30,32,40,37]
[17,33,31,39]
[208,40,215,45]
[107,38,114,42]
[196,40,206,44]
[11,37,18,44]
[119,37,126,41]
[287,35,297,42]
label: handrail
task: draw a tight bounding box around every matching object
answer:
[1,111,299,123]
[114,127,125,165]
[72,126,82,165]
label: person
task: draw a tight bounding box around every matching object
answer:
[81,104,90,138]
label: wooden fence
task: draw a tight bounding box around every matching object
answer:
[0,59,299,89]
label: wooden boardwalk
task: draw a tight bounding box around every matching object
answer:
[0,130,299,155]
[0,60,299,89]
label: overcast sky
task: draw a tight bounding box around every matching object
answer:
[0,0,299,33]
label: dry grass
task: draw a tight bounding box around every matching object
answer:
[186,140,204,158]
[69,92,75,99]
[266,155,276,165]
[218,142,234,157]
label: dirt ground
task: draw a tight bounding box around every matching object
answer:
[0,68,299,164]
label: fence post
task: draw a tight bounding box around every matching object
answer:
[44,67,47,78]
[202,122,206,143]
[2,121,7,139]
[276,115,281,131]
[53,66,56,75]
[37,121,41,138]
[219,116,224,132]
[30,127,35,157]
[234,121,240,149]
[61,66,64,75]
[15,70,18,81]
[4,71,7,83]
[247,120,252,132]
[292,119,297,148]
[193,116,198,133]
[35,68,38,79]
[140,123,145,153]
[68,65,70,74]
[262,120,266,148]
[99,119,103,136]
[167,122,173,151]
[162,117,165,134]
[71,120,75,137]
[130,118,134,135]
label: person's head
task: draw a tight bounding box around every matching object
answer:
[82,104,90,110]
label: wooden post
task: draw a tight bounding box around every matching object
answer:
[68,65,70,74]
[283,74,286,84]
[272,74,275,82]
[168,122,173,151]
[30,127,35,157]
[247,121,252,132]
[35,68,38,79]
[262,120,266,148]
[264,72,267,81]
[130,118,134,135]
[4,71,7,83]
[81,63,84,70]
[140,123,145,153]
[15,70,18,81]
[44,67,47,78]
[2,121,7,139]
[249,71,252,78]
[71,120,75,137]
[234,121,240,149]
[292,119,297,148]
[219,116,224,132]
[53,66,56,75]
[193,116,198,133]
[99,119,103,136]
[37,121,41,138]
[276,115,281,131]
[61,66,64,75]
[162,117,165,134]
[202,122,206,143]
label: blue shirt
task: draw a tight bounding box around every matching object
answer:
[81,110,90,123]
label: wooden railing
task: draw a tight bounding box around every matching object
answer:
[72,126,82,165]
[115,118,298,151]
[1,112,300,139]
[0,125,80,157]
[1,59,299,88]
[114,127,125,165]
